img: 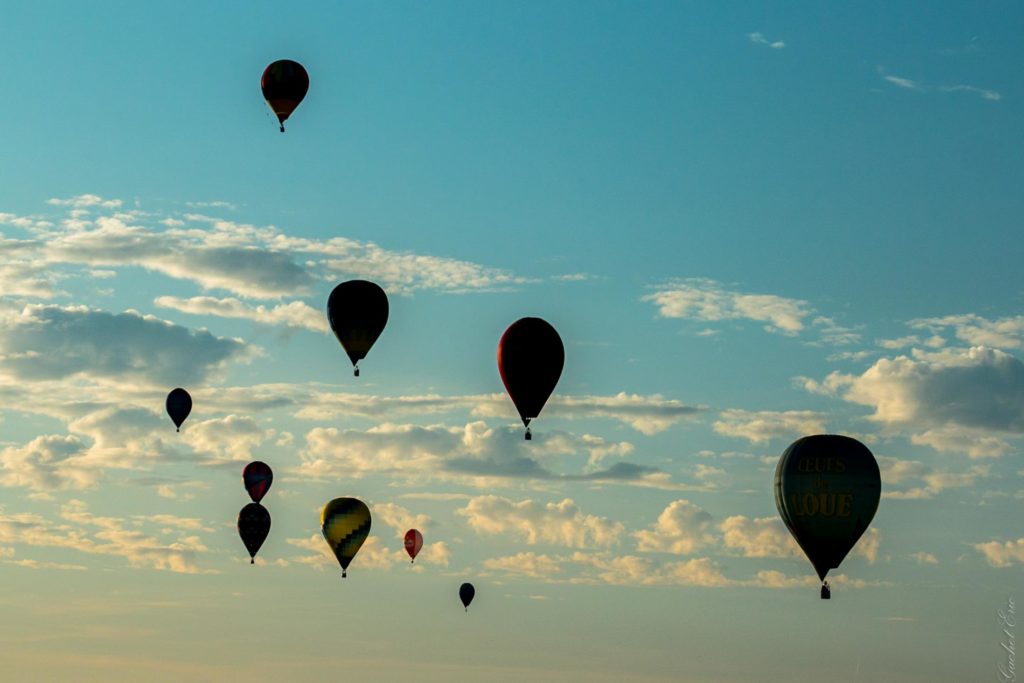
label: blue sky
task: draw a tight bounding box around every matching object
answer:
[0,2,1021,681]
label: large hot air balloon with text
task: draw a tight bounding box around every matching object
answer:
[321,498,371,578]
[261,59,309,132]
[327,280,389,377]
[497,318,564,440]
[774,434,881,599]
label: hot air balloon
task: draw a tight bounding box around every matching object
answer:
[774,434,881,599]
[261,59,309,132]
[238,502,271,565]
[243,461,273,503]
[404,529,423,563]
[327,280,389,377]
[165,388,192,432]
[459,582,475,612]
[497,318,564,440]
[321,498,371,578]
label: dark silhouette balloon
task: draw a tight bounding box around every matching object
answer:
[327,280,389,377]
[459,582,475,612]
[238,502,271,564]
[497,318,564,440]
[321,498,371,578]
[243,461,273,503]
[165,388,192,432]
[774,434,881,598]
[261,60,309,132]
[404,529,423,563]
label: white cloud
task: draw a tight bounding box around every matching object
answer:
[938,84,1002,101]
[0,304,252,387]
[372,503,431,537]
[877,455,988,499]
[910,551,939,565]
[634,500,714,555]
[297,419,678,488]
[9,197,532,299]
[806,347,1024,456]
[884,74,922,90]
[182,415,272,462]
[718,515,801,559]
[879,71,1002,101]
[974,538,1024,567]
[713,409,826,444]
[644,278,810,335]
[155,296,328,332]
[457,496,624,549]
[911,314,1024,350]
[644,280,857,345]
[483,552,563,579]
[0,500,213,574]
[0,259,59,299]
[0,435,99,491]
[748,32,785,49]
[47,194,122,209]
[297,390,700,435]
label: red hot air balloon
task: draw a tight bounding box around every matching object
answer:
[404,529,423,563]
[261,60,309,132]
[243,461,273,503]
[497,318,564,440]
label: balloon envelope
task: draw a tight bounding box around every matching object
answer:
[327,280,389,375]
[321,498,371,577]
[261,59,309,131]
[404,529,423,562]
[497,318,564,429]
[774,434,881,581]
[243,461,273,503]
[165,388,192,432]
[238,503,271,564]
[459,582,475,611]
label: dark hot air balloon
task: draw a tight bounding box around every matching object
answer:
[238,502,271,565]
[165,388,192,432]
[327,281,389,377]
[321,498,371,578]
[261,60,309,132]
[497,318,564,440]
[774,434,881,599]
[243,461,273,503]
[404,529,423,563]
[459,582,475,612]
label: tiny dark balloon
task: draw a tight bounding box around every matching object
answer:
[238,503,271,563]
[166,388,192,431]
[459,582,475,611]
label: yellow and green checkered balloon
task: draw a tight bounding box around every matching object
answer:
[321,498,371,578]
